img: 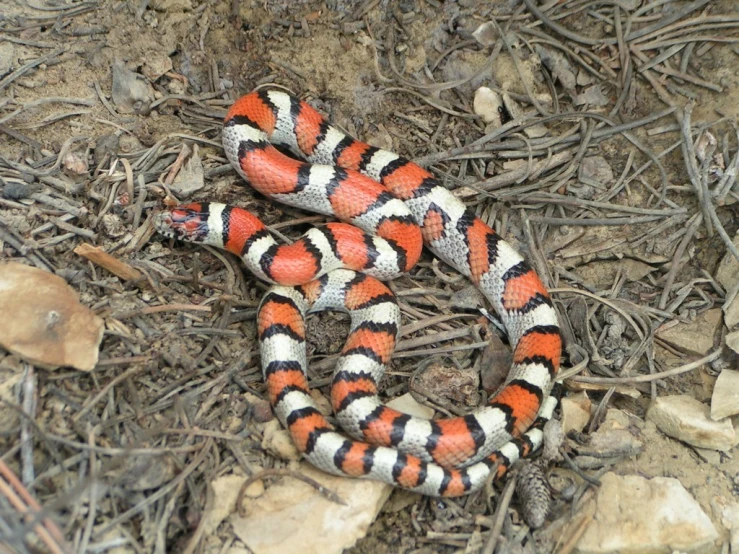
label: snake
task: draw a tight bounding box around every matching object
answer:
[154,90,562,496]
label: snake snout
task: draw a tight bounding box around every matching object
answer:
[153,205,209,242]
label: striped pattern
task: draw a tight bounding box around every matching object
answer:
[154,90,562,496]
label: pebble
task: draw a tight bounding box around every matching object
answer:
[386,392,434,419]
[472,22,498,47]
[716,232,739,292]
[473,87,503,125]
[578,156,614,186]
[655,308,722,356]
[170,147,204,197]
[647,394,736,452]
[261,420,300,461]
[560,392,591,434]
[710,369,739,420]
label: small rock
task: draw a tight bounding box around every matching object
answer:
[170,146,204,197]
[230,462,391,554]
[711,369,739,420]
[578,156,614,187]
[94,134,120,165]
[535,45,576,90]
[111,60,152,114]
[63,151,88,176]
[575,428,644,469]
[386,393,434,419]
[656,308,722,356]
[472,22,498,47]
[720,502,739,554]
[647,395,736,452]
[0,43,15,77]
[261,420,300,461]
[0,263,104,371]
[724,295,739,330]
[576,69,594,86]
[575,473,719,554]
[501,93,548,137]
[473,86,503,125]
[560,392,591,434]
[573,84,610,107]
[141,51,173,82]
[245,392,273,423]
[726,330,739,354]
[204,474,247,534]
[716,232,739,291]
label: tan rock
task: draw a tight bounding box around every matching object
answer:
[647,395,736,452]
[231,462,392,554]
[204,474,247,535]
[261,420,300,462]
[656,308,722,355]
[575,473,719,554]
[386,392,434,419]
[724,295,739,329]
[716,232,739,291]
[711,369,739,420]
[560,392,591,434]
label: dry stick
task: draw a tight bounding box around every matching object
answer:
[72,365,147,423]
[0,48,65,92]
[74,243,143,281]
[521,0,617,45]
[0,459,71,554]
[481,475,517,554]
[417,108,673,194]
[20,365,36,488]
[657,211,701,314]
[680,108,739,265]
[94,439,214,537]
[571,347,722,385]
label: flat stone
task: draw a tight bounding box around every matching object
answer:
[724,295,739,329]
[560,392,591,434]
[575,473,719,554]
[711,369,739,420]
[261,420,300,461]
[647,395,736,452]
[204,474,248,535]
[720,502,739,554]
[386,393,434,419]
[655,308,722,356]
[726,330,739,354]
[230,463,392,554]
[716,232,739,292]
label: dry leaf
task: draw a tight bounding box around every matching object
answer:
[0,263,104,371]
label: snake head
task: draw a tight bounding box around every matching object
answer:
[153,203,211,243]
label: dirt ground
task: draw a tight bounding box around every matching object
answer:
[1,0,739,553]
